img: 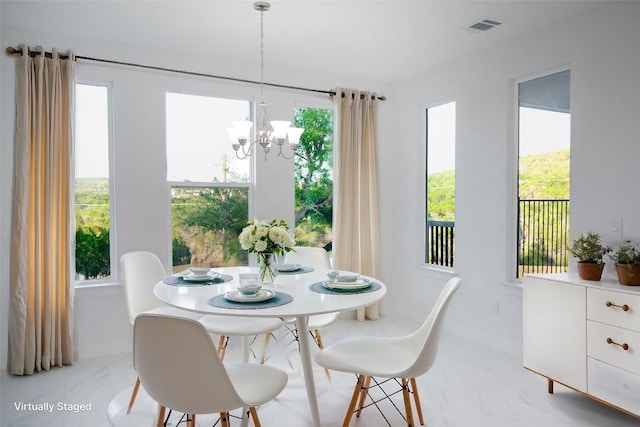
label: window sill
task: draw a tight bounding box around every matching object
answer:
[74,281,121,298]
[413,264,457,277]
[502,280,523,289]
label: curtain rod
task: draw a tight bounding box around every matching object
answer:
[6,46,386,101]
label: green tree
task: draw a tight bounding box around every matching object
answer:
[75,177,111,280]
[427,170,455,221]
[172,187,249,267]
[293,107,334,247]
[519,149,570,199]
[76,226,110,279]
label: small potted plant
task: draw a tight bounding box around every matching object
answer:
[568,232,611,281]
[609,241,640,286]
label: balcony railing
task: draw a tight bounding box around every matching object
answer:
[427,220,455,267]
[426,199,569,275]
[518,199,570,277]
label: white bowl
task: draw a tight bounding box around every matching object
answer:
[190,267,211,276]
[238,283,262,296]
[327,271,359,282]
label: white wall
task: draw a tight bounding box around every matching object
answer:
[381,2,640,353]
[0,25,390,370]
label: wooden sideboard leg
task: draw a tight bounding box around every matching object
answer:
[547,378,554,394]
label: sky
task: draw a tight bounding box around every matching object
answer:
[76,86,570,181]
[427,101,456,174]
[75,84,109,178]
[519,107,570,157]
[75,86,252,182]
[427,102,570,175]
[165,92,250,183]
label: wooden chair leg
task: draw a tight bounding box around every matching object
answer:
[155,405,166,427]
[127,376,141,413]
[260,333,271,364]
[343,374,365,427]
[189,414,196,427]
[356,375,372,417]
[401,378,415,427]
[314,329,325,349]
[218,335,228,360]
[249,406,261,427]
[220,411,230,427]
[409,378,424,425]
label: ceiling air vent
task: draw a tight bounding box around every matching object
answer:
[468,18,503,32]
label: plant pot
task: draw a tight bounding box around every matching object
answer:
[614,263,640,286]
[577,262,605,281]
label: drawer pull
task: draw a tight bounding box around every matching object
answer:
[606,337,629,351]
[605,300,630,311]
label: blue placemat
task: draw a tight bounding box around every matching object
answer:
[163,273,233,286]
[208,291,293,310]
[309,281,382,295]
[276,265,314,275]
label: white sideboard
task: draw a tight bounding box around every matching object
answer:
[523,273,640,418]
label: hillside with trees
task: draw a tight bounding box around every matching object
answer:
[519,148,570,200]
[427,148,570,220]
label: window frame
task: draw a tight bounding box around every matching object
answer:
[424,100,457,269]
[512,67,571,281]
[165,91,255,270]
[74,81,116,287]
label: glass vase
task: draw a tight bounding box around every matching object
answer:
[258,252,277,283]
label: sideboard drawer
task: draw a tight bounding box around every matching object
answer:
[587,320,640,375]
[587,288,640,331]
[588,357,640,416]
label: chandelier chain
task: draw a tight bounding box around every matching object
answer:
[259,6,265,103]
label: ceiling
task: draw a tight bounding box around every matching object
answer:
[2,1,610,83]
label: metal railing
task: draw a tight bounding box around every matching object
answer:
[425,200,569,274]
[518,199,570,277]
[427,220,455,267]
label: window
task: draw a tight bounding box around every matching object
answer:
[517,70,571,277]
[166,92,251,270]
[425,101,456,266]
[75,84,112,283]
[293,107,334,250]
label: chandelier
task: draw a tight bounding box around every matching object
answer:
[228,1,304,160]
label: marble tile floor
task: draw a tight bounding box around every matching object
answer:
[2,316,639,427]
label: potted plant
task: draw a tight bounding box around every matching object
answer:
[609,241,640,286]
[568,232,611,281]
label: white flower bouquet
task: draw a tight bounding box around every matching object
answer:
[239,219,295,282]
[239,219,295,255]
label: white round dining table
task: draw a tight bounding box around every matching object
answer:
[154,265,387,427]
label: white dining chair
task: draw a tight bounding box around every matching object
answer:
[120,251,283,414]
[315,277,461,427]
[134,313,288,427]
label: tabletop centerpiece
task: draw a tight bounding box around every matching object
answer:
[239,219,295,283]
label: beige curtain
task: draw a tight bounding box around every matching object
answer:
[10,45,75,375]
[332,89,381,321]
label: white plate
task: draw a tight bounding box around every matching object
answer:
[183,272,220,282]
[277,264,302,272]
[322,279,371,290]
[225,289,276,303]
